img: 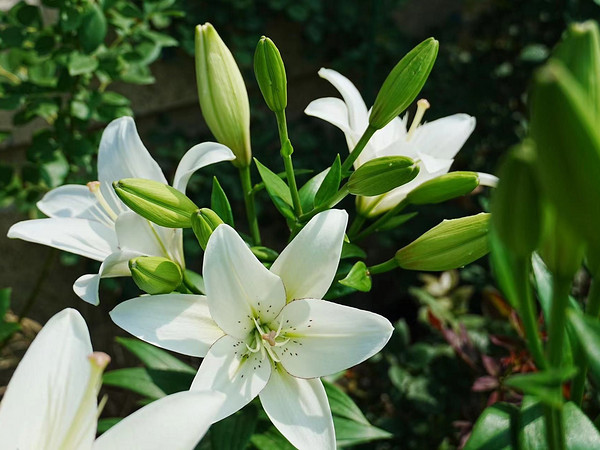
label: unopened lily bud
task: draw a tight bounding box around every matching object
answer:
[191,208,224,250]
[530,61,600,251]
[395,213,490,271]
[254,36,287,112]
[114,178,198,228]
[348,156,419,196]
[553,20,600,118]
[195,23,251,167]
[250,246,279,262]
[491,143,542,257]
[129,256,183,295]
[369,38,438,130]
[407,171,480,205]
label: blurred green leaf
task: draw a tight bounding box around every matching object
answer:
[463,403,517,450]
[210,407,258,450]
[68,52,98,76]
[505,367,577,408]
[116,337,196,374]
[103,368,166,400]
[80,4,107,53]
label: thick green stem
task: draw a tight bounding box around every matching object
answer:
[341,125,377,174]
[348,214,367,237]
[544,276,571,450]
[571,278,600,405]
[351,199,408,242]
[239,165,261,245]
[514,257,548,370]
[275,111,302,217]
[368,258,398,275]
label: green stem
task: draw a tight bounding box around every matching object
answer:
[239,165,261,245]
[545,275,571,450]
[299,184,350,222]
[571,278,600,405]
[341,125,377,174]
[18,248,57,321]
[348,214,367,237]
[275,110,302,216]
[368,258,398,275]
[351,199,408,242]
[513,257,547,371]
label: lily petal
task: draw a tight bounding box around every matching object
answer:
[270,210,348,302]
[115,212,170,259]
[305,97,354,137]
[259,366,335,450]
[73,250,137,306]
[110,294,224,357]
[0,309,95,450]
[97,117,167,216]
[172,142,235,193]
[272,299,393,378]
[190,335,271,422]
[411,114,476,160]
[37,185,111,226]
[7,218,117,261]
[204,225,286,338]
[317,68,369,131]
[477,172,499,187]
[417,152,454,174]
[93,391,225,450]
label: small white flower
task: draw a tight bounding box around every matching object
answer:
[7,117,235,305]
[0,308,224,450]
[110,210,394,450]
[305,68,496,216]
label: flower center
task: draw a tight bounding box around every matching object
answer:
[245,316,289,363]
[407,98,430,140]
[87,181,119,221]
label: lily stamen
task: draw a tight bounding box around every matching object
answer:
[407,98,431,140]
[87,181,119,221]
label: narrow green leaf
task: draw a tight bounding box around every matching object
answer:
[298,169,327,212]
[210,407,258,450]
[339,261,372,292]
[250,428,295,450]
[505,368,577,408]
[464,402,518,450]
[341,242,367,260]
[97,417,122,434]
[0,288,11,317]
[116,337,196,374]
[102,368,166,400]
[348,156,418,196]
[254,158,295,220]
[567,309,600,385]
[211,177,234,226]
[314,155,341,206]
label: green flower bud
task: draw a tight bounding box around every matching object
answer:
[250,246,279,263]
[191,208,224,250]
[348,156,419,196]
[254,36,287,112]
[129,256,183,295]
[407,171,480,205]
[490,143,542,257]
[113,178,198,228]
[553,20,600,119]
[369,37,438,130]
[195,23,251,167]
[395,213,490,271]
[530,61,600,251]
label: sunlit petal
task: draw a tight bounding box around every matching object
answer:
[37,185,111,226]
[317,68,369,131]
[172,142,235,193]
[411,113,476,159]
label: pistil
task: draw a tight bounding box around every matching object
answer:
[407,98,430,140]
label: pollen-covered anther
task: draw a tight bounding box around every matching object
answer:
[261,330,278,346]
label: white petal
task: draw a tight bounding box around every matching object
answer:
[417,152,454,174]
[272,299,393,378]
[260,367,335,450]
[477,172,499,187]
[7,218,117,261]
[305,97,353,137]
[110,294,223,357]
[411,114,476,159]
[93,391,225,450]
[37,184,112,226]
[73,250,136,306]
[115,212,167,258]
[270,210,348,302]
[318,68,369,131]
[97,117,167,215]
[172,142,235,193]
[0,309,95,450]
[204,225,286,338]
[190,335,271,422]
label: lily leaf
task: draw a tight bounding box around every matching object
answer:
[116,337,196,374]
[339,261,372,292]
[314,154,341,207]
[255,158,295,220]
[463,402,517,450]
[211,177,234,227]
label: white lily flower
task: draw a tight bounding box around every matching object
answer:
[110,210,394,450]
[305,68,497,216]
[0,308,225,450]
[8,117,235,305]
